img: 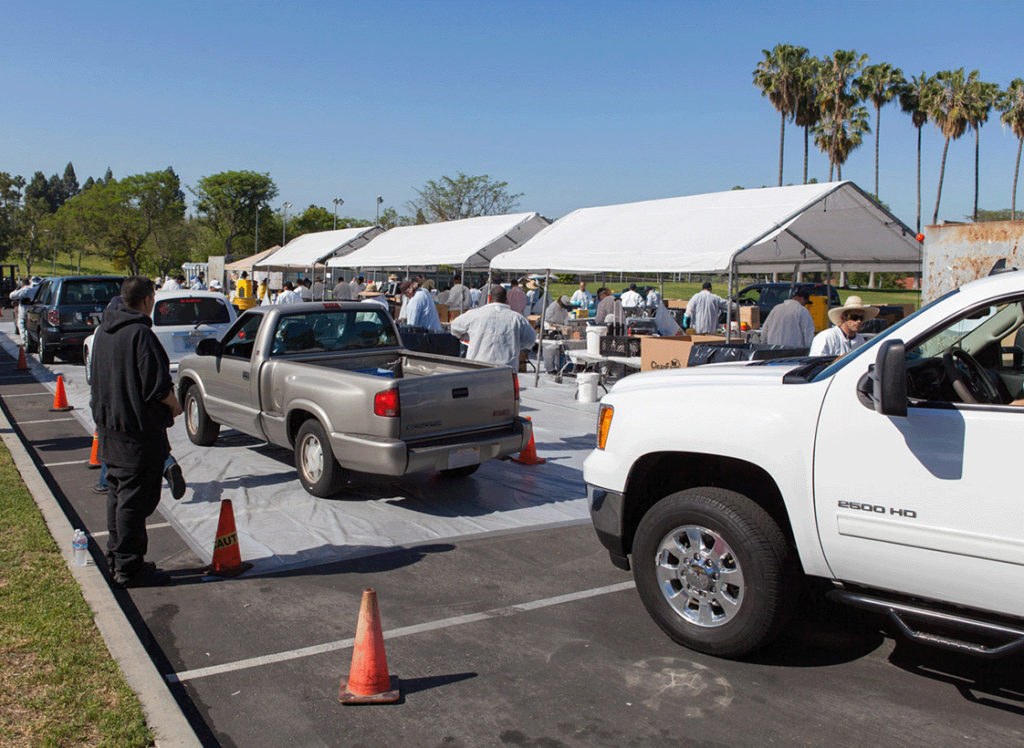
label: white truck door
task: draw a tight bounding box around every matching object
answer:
[814,299,1024,619]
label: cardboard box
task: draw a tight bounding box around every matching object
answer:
[641,334,729,372]
[739,305,760,330]
[666,299,688,310]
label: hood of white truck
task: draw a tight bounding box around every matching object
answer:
[607,361,803,396]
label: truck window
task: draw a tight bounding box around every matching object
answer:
[270,309,398,356]
[154,297,231,326]
[222,314,263,360]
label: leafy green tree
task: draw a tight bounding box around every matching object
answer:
[102,168,113,186]
[815,49,869,180]
[964,78,1001,222]
[927,68,976,224]
[378,206,413,230]
[856,63,905,199]
[63,171,185,275]
[146,215,202,278]
[406,173,522,223]
[793,56,822,184]
[25,171,58,213]
[898,72,933,233]
[81,176,95,192]
[971,208,1013,222]
[14,197,50,276]
[191,170,278,256]
[60,163,79,203]
[752,44,809,186]
[0,172,26,263]
[998,79,1024,219]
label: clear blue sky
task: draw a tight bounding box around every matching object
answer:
[2,0,1021,232]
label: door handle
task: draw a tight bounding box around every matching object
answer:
[242,371,250,380]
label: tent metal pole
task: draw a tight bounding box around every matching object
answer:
[534,270,550,388]
[726,263,734,343]
[658,272,663,306]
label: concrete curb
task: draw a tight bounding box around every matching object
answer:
[0,392,202,748]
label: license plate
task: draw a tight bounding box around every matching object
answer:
[448,447,480,469]
[182,337,199,350]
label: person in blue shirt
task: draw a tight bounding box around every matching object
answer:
[399,280,443,332]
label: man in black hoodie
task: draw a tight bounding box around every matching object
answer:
[91,276,183,588]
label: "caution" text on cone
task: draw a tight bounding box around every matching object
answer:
[205,499,253,578]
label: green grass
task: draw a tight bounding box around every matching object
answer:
[0,443,153,747]
[16,253,121,280]
[544,281,921,309]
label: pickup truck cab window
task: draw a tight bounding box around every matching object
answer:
[270,309,398,356]
[222,313,263,360]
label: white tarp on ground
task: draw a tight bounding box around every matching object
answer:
[254,227,384,271]
[491,182,922,275]
[327,212,550,271]
[2,322,595,575]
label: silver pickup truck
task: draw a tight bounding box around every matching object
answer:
[176,302,530,497]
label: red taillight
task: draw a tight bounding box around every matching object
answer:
[512,372,520,401]
[373,388,400,417]
[47,309,60,326]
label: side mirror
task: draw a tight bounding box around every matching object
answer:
[871,339,907,417]
[196,338,221,356]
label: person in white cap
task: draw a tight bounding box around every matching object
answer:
[809,295,879,357]
[544,295,574,328]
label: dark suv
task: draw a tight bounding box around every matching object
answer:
[25,276,126,363]
[735,282,841,324]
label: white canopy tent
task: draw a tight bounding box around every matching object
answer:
[253,226,384,272]
[327,212,550,274]
[490,182,921,275]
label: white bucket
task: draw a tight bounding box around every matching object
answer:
[587,325,608,355]
[577,372,601,403]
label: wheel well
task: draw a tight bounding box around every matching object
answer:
[287,409,317,448]
[621,452,794,557]
[177,376,197,403]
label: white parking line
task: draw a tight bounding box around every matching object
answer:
[42,459,90,468]
[167,581,636,683]
[1,392,51,397]
[19,417,77,425]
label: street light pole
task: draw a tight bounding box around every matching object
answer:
[333,198,344,230]
[376,195,383,225]
[282,202,292,247]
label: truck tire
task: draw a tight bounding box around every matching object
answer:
[633,487,798,658]
[40,337,55,364]
[184,384,220,446]
[295,419,347,497]
[439,464,480,479]
[26,330,38,354]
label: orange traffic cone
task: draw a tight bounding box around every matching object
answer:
[87,431,101,469]
[205,500,253,578]
[339,588,400,704]
[13,346,28,371]
[49,375,74,412]
[511,416,545,465]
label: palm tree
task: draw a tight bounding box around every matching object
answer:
[753,44,809,186]
[815,49,869,180]
[964,78,1000,221]
[898,72,933,233]
[813,106,871,180]
[927,68,975,225]
[793,56,822,184]
[998,78,1024,219]
[855,63,906,199]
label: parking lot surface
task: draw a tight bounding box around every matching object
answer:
[1,320,1022,748]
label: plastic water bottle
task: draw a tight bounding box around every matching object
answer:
[72,529,88,567]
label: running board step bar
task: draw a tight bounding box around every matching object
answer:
[827,589,1024,659]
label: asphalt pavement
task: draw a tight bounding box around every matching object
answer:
[2,331,1022,748]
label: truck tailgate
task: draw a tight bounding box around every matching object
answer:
[397,367,516,439]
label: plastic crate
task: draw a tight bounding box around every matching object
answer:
[599,335,643,357]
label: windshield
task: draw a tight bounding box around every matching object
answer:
[154,297,232,326]
[271,309,399,355]
[811,288,959,383]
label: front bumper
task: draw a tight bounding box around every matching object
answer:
[587,483,630,570]
[329,417,531,476]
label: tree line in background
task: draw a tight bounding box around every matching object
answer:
[0,165,522,277]
[753,44,1024,231]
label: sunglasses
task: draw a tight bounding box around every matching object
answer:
[845,313,865,321]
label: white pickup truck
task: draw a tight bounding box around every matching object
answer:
[585,268,1024,658]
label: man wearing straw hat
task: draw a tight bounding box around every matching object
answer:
[809,295,879,357]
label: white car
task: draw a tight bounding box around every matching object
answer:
[84,290,237,384]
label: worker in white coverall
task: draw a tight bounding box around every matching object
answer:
[760,287,815,348]
[686,282,731,334]
[450,285,536,368]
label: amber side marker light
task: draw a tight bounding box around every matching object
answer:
[597,405,613,450]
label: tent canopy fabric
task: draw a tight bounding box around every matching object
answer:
[490,182,921,275]
[327,212,550,271]
[254,227,383,271]
[224,246,281,272]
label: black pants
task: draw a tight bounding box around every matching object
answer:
[105,462,164,577]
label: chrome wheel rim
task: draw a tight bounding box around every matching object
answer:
[655,525,744,628]
[186,397,199,435]
[300,433,323,483]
